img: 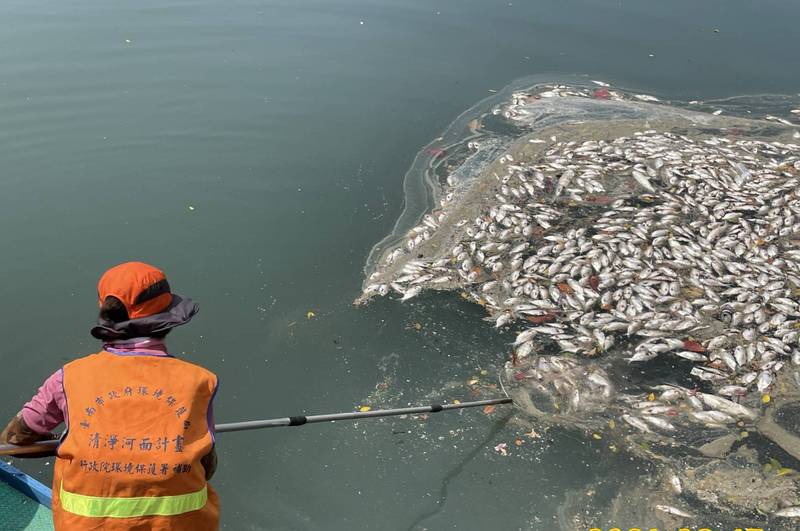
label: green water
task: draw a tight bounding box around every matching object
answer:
[1,1,799,529]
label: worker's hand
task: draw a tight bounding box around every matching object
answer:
[0,413,58,458]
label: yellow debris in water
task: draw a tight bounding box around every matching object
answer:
[468,378,479,385]
[762,394,771,404]
[452,399,461,405]
[524,429,541,439]
[683,287,704,298]
[647,392,656,401]
[607,420,616,429]
[359,406,371,412]
[306,311,316,319]
[740,431,749,438]
[592,433,602,440]
[777,468,795,476]
[480,369,488,376]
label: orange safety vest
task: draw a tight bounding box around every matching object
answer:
[53,351,220,530]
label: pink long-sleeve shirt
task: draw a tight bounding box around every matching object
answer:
[20,338,213,435]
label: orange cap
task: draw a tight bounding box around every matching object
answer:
[97,262,173,320]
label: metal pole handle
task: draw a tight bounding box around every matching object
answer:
[0,397,512,456]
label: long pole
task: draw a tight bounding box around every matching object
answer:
[0,397,512,456]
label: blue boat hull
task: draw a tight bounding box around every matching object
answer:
[0,461,53,530]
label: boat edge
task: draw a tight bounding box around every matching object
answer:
[0,461,52,509]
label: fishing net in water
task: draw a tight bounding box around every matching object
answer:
[357,79,800,526]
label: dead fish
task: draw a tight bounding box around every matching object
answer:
[554,170,575,198]
[774,506,800,518]
[675,350,707,362]
[642,415,675,431]
[699,393,757,420]
[632,169,656,193]
[669,475,682,494]
[655,505,694,518]
[363,83,800,444]
[495,313,513,328]
[756,370,774,392]
[622,414,651,432]
[690,410,735,425]
[400,286,422,301]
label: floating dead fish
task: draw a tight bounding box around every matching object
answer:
[360,81,800,446]
[774,506,800,518]
[669,475,682,494]
[655,504,694,518]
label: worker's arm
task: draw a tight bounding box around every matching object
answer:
[201,448,217,480]
[0,370,65,456]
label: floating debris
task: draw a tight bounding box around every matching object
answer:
[524,428,541,439]
[493,442,508,456]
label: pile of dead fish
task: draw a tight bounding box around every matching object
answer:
[361,87,800,436]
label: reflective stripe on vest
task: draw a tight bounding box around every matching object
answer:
[60,481,208,518]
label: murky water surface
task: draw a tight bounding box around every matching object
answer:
[2,1,800,529]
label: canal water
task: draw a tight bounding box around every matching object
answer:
[1,1,799,529]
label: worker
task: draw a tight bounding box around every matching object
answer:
[0,261,220,530]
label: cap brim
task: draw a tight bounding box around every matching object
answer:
[91,294,199,340]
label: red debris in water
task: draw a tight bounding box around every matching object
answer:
[515,372,526,381]
[557,282,574,294]
[589,275,600,290]
[427,147,447,158]
[593,87,610,99]
[584,194,614,205]
[683,339,705,353]
[525,313,556,324]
